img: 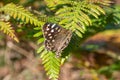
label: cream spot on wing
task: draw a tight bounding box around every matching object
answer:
[49,36,52,39]
[48,33,51,36]
[55,27,59,30]
[51,24,56,28]
[46,28,50,31]
[47,40,50,42]
[44,32,47,34]
[58,29,61,32]
[51,29,54,32]
[52,39,55,42]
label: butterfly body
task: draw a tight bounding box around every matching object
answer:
[42,23,72,57]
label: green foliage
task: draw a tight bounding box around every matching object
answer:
[40,50,61,80]
[76,5,120,44]
[0,0,113,80]
[45,0,110,38]
[0,3,43,42]
[98,61,120,78]
[105,5,120,25]
[0,3,43,26]
[34,0,111,80]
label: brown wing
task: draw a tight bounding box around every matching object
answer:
[53,28,72,57]
[42,23,61,51]
[42,23,72,57]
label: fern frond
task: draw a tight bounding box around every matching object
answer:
[34,0,111,80]
[55,0,110,37]
[0,3,43,26]
[40,49,61,80]
[0,21,19,42]
[85,0,111,6]
[44,0,68,10]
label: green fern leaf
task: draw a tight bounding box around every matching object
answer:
[55,0,110,38]
[0,3,43,26]
[85,0,111,6]
[40,50,61,80]
[37,45,45,53]
[0,21,19,42]
[33,31,43,37]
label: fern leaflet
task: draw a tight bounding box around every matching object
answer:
[0,21,19,42]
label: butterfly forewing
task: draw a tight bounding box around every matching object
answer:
[43,23,61,39]
[42,23,72,57]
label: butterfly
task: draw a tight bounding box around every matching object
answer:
[42,23,72,57]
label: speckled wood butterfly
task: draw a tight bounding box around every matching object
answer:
[42,23,72,57]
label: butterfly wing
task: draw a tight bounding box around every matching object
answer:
[52,28,72,56]
[42,23,72,57]
[42,23,61,39]
[42,23,61,51]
